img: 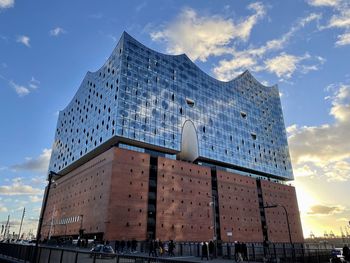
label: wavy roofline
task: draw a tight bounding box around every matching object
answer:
[119,31,277,88]
[59,31,278,115]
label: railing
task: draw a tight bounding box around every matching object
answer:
[0,242,334,263]
[0,243,195,263]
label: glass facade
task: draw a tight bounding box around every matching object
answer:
[49,32,293,180]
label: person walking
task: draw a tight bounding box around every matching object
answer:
[201,242,209,260]
[159,240,164,257]
[208,240,215,259]
[168,240,175,256]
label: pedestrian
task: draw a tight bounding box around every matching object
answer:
[209,240,215,259]
[168,240,175,256]
[201,242,209,260]
[242,242,248,261]
[343,245,350,262]
[159,240,164,257]
[148,239,154,257]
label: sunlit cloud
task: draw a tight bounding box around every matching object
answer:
[213,13,322,80]
[307,204,344,215]
[150,3,266,62]
[288,84,350,182]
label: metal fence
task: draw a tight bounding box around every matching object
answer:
[0,242,333,263]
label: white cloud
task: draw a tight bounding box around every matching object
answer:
[213,13,322,80]
[29,196,42,202]
[150,3,265,62]
[307,0,340,7]
[0,182,43,196]
[335,32,350,46]
[16,35,30,47]
[308,0,350,46]
[0,0,14,9]
[9,81,30,97]
[11,148,51,174]
[264,53,312,79]
[49,27,66,37]
[29,77,40,89]
[288,84,350,181]
[9,78,39,97]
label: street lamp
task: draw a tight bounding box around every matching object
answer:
[33,171,61,263]
[263,204,294,261]
[209,195,217,258]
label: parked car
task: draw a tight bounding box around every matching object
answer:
[90,244,116,259]
[330,248,345,263]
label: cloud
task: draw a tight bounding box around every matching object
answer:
[264,53,310,79]
[0,0,14,9]
[308,0,350,46]
[9,77,39,97]
[308,204,344,215]
[11,148,51,174]
[307,0,340,7]
[288,84,350,181]
[0,204,8,212]
[0,182,43,196]
[9,81,30,97]
[49,27,66,37]
[213,13,322,80]
[29,77,40,89]
[336,32,350,46]
[150,3,265,62]
[29,196,42,202]
[16,35,30,47]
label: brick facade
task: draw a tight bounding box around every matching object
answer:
[156,157,212,241]
[261,180,304,243]
[41,148,303,244]
[217,170,264,242]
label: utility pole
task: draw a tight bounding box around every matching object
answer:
[4,215,10,239]
[18,207,25,240]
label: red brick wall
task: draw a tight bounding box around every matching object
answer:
[260,181,304,243]
[105,148,150,241]
[41,148,114,239]
[156,157,213,242]
[217,171,263,242]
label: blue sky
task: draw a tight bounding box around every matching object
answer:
[0,0,349,238]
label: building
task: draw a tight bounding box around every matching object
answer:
[41,32,303,246]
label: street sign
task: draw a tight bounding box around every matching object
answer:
[227,232,232,237]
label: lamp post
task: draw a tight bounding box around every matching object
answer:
[263,204,293,261]
[209,195,217,258]
[33,171,60,263]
